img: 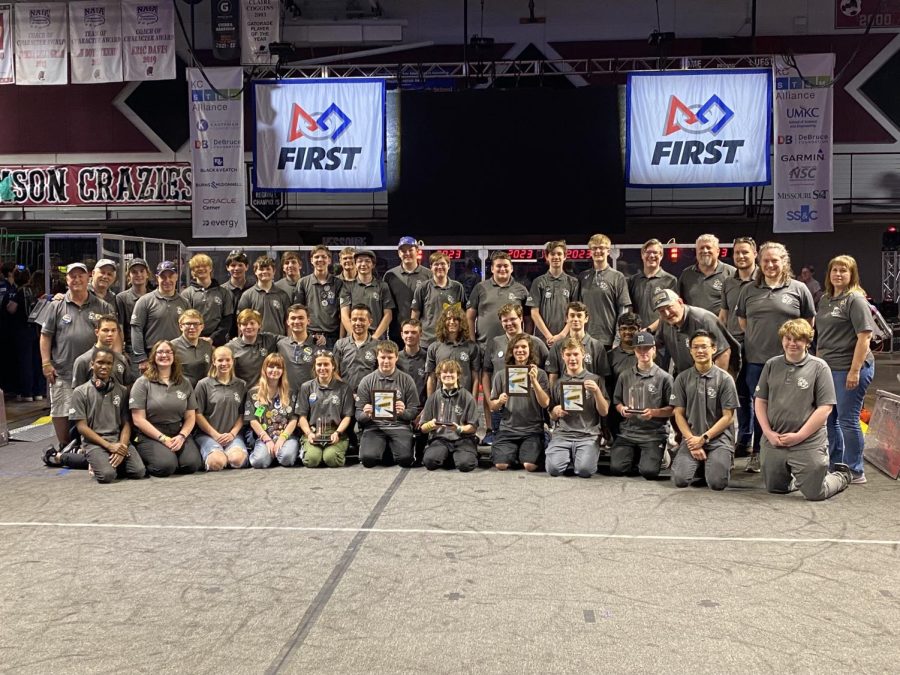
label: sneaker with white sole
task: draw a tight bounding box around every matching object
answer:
[833,463,853,486]
[745,454,761,473]
[850,471,867,484]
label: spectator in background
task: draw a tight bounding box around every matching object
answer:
[800,265,824,305]
[6,267,44,401]
[0,262,16,392]
[677,234,736,314]
[385,236,432,345]
[181,253,234,346]
[577,233,631,350]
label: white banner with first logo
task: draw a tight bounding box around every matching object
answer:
[14,2,68,85]
[253,78,386,192]
[626,69,772,187]
[69,1,123,84]
[121,0,174,81]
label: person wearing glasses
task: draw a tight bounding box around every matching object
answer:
[576,233,631,350]
[628,239,677,334]
[182,253,234,347]
[130,261,188,374]
[652,289,733,377]
[172,309,213,387]
[246,353,300,469]
[677,234,735,315]
[298,349,354,468]
[294,245,344,349]
[193,346,249,471]
[670,330,739,491]
[130,340,201,477]
[276,304,319,393]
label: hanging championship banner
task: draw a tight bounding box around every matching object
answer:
[69,1,123,84]
[626,69,772,188]
[121,0,175,81]
[240,0,278,65]
[189,67,247,238]
[14,3,68,85]
[773,54,834,233]
[0,4,14,85]
[253,78,386,192]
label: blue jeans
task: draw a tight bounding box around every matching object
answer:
[250,437,300,468]
[745,362,766,452]
[827,361,874,474]
[735,359,753,447]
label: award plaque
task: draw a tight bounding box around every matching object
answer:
[561,382,585,412]
[373,390,397,420]
[507,366,529,397]
[625,382,647,415]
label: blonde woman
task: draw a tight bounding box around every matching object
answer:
[194,346,248,471]
[246,353,299,468]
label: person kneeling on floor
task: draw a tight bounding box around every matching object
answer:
[298,349,354,468]
[671,330,739,491]
[609,331,675,479]
[754,319,852,500]
[69,349,145,483]
[420,359,480,472]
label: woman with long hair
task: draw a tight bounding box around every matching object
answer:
[297,349,354,467]
[246,353,300,468]
[194,346,249,471]
[816,255,875,484]
[130,340,201,476]
[425,305,480,398]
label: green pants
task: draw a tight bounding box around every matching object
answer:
[302,438,348,467]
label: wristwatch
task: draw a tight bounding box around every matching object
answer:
[701,433,710,445]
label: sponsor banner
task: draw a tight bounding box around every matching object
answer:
[211,0,239,61]
[835,0,900,29]
[625,69,772,188]
[0,163,191,206]
[773,54,834,234]
[253,78,386,192]
[0,4,13,84]
[69,1,123,84]
[240,0,279,65]
[121,0,175,81]
[14,2,68,85]
[189,67,247,238]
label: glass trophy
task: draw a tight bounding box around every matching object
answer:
[625,382,647,415]
[314,417,332,446]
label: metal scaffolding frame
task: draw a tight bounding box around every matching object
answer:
[883,250,900,303]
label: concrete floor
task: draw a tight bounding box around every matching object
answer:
[0,353,898,674]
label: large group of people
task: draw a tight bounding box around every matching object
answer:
[35,234,876,501]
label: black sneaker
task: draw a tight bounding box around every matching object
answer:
[42,446,61,467]
[833,463,852,486]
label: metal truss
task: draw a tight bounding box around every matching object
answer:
[256,54,775,82]
[883,250,900,303]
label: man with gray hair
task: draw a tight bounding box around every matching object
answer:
[677,234,735,314]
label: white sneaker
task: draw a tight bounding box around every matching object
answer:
[745,454,761,473]
[660,447,671,470]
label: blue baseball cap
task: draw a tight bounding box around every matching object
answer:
[397,236,418,248]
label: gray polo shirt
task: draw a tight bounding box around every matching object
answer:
[41,292,115,380]
[130,290,188,362]
[671,364,738,446]
[425,340,482,393]
[225,332,279,385]
[69,380,129,450]
[276,333,318,392]
[72,347,132,389]
[181,281,234,344]
[677,261,736,314]
[815,291,874,371]
[397,348,428,404]
[293,273,344,335]
[411,278,465,345]
[756,353,835,453]
[237,284,292,336]
[608,346,636,380]
[298,377,355,432]
[485,333,549,376]
[526,271,580,337]
[222,278,253,308]
[355,368,421,428]
[628,269,677,327]
[491,367,549,434]
[116,287,145,350]
[576,267,631,346]
[171,336,213,388]
[385,264,433,326]
[736,279,815,364]
[657,305,730,375]
[194,376,247,433]
[129,375,197,426]
[545,333,610,378]
[467,278,529,347]
[613,364,673,442]
[421,387,479,442]
[339,277,396,331]
[720,271,755,343]
[550,370,606,439]
[275,277,299,299]
[333,334,378,392]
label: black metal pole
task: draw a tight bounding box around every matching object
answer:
[463,0,469,88]
[751,0,757,38]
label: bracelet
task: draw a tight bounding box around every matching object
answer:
[175,433,185,439]
[157,433,165,441]
[42,362,53,369]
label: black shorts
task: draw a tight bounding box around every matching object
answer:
[491,430,545,466]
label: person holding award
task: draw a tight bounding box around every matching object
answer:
[298,349,355,468]
[489,333,550,472]
[545,337,610,478]
[419,360,480,472]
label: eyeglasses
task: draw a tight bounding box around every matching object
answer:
[156,349,174,355]
[181,322,202,328]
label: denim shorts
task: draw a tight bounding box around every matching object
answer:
[195,433,248,464]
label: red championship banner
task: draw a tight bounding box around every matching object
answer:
[0,163,191,206]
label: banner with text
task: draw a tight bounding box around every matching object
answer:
[240,0,279,65]
[121,0,174,81]
[69,1,123,84]
[189,67,247,238]
[253,78,386,192]
[0,4,13,84]
[626,69,772,188]
[0,163,191,206]
[773,54,834,233]
[14,2,68,85]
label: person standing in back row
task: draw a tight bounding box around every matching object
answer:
[677,233,735,315]
[238,255,291,336]
[294,245,344,349]
[384,236,432,345]
[130,261,188,373]
[577,233,631,350]
[527,239,579,346]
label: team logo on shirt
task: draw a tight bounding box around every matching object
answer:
[459,352,469,362]
[417,367,425,378]
[204,354,210,363]
[647,384,657,394]
[176,307,183,315]
[707,387,717,398]
[712,279,723,290]
[372,292,380,300]
[309,392,318,403]
[129,397,136,405]
[797,377,810,389]
[176,391,186,399]
[68,407,75,415]
[830,305,842,317]
[508,292,517,300]
[273,300,282,310]
[781,295,793,304]
[497,350,504,359]
[562,289,570,298]
[454,405,462,415]
[116,363,125,373]
[584,354,592,364]
[214,296,222,305]
[233,392,241,402]
[364,350,375,361]
[258,347,267,357]
[112,395,121,406]
[62,314,72,324]
[598,282,610,291]
[670,393,677,402]
[545,291,552,298]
